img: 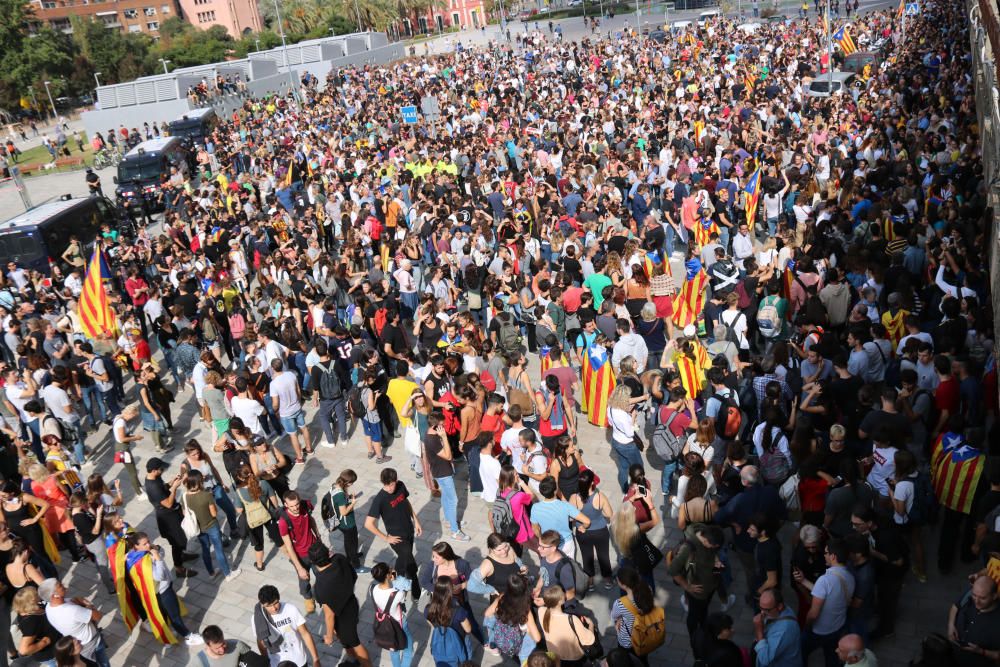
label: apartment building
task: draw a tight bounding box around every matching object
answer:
[29,0,261,38]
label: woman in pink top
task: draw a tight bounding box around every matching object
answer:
[492,466,540,557]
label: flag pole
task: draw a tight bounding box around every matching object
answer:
[827,0,833,90]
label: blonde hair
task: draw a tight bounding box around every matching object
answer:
[829,424,846,440]
[607,384,633,413]
[12,587,41,615]
[619,356,637,378]
[541,585,566,633]
[610,502,639,558]
[27,463,48,483]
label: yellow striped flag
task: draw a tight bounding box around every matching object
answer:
[79,247,118,339]
[109,540,140,632]
[931,432,984,514]
[672,269,708,329]
[676,353,704,400]
[896,0,904,19]
[833,25,858,55]
[881,309,909,348]
[585,344,615,427]
[693,120,705,147]
[744,165,763,230]
[128,551,183,644]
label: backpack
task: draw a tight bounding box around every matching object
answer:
[319,487,342,532]
[554,556,590,600]
[430,625,469,666]
[317,361,343,400]
[619,597,666,656]
[907,469,939,525]
[491,619,526,658]
[757,296,782,339]
[497,313,523,353]
[651,409,684,463]
[712,391,742,440]
[734,281,752,309]
[722,312,744,346]
[760,440,791,485]
[373,308,388,338]
[490,492,520,541]
[347,386,364,420]
[228,312,247,340]
[370,586,407,650]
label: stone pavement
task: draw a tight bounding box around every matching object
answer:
[46,353,969,667]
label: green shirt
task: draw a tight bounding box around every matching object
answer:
[185,489,216,531]
[331,488,356,530]
[583,272,613,309]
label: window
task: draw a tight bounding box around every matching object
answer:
[41,2,56,8]
[147,20,158,29]
[197,10,215,21]
[128,23,140,31]
[123,8,137,18]
[144,7,155,15]
[452,11,459,24]
[161,3,169,11]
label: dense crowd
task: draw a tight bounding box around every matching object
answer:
[0,0,991,666]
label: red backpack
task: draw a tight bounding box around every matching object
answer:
[713,391,743,440]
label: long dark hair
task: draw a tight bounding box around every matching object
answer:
[617,566,655,615]
[425,576,455,628]
[577,468,596,501]
[496,574,532,626]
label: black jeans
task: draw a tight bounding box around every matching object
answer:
[576,527,612,579]
[685,593,711,658]
[875,574,904,634]
[391,538,420,598]
[938,506,977,572]
[158,585,191,638]
[296,554,314,600]
[340,525,361,569]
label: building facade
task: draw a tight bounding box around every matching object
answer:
[29,0,262,38]
[30,0,180,35]
[175,0,262,37]
[399,0,488,35]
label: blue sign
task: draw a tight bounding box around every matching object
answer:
[401,106,418,124]
[905,2,919,15]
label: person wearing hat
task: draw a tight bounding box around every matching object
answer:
[144,457,198,579]
[40,578,111,667]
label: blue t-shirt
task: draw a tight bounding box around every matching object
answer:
[530,500,578,549]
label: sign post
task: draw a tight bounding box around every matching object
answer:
[401,105,418,124]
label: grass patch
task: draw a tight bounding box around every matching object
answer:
[9,133,96,175]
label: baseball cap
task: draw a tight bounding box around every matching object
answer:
[146,457,167,473]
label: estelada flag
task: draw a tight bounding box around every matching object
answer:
[931,432,984,515]
[834,25,858,55]
[539,346,569,382]
[881,308,909,348]
[643,250,670,279]
[586,344,615,428]
[782,259,797,320]
[109,540,140,632]
[672,269,708,329]
[576,330,598,415]
[127,550,184,644]
[79,247,118,339]
[744,166,762,230]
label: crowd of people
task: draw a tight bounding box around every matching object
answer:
[0,0,991,665]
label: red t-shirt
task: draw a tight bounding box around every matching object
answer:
[278,503,317,558]
[935,377,960,413]
[561,286,584,314]
[798,477,830,513]
[657,406,692,436]
[481,412,505,452]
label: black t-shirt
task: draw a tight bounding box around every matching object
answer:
[606,235,627,256]
[313,555,358,616]
[425,434,454,479]
[17,612,60,655]
[144,476,180,517]
[753,538,782,595]
[174,292,199,319]
[71,510,100,544]
[367,481,414,539]
[419,319,444,351]
[561,257,583,285]
[380,324,408,355]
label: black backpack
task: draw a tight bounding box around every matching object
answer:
[370,584,407,650]
[316,361,343,400]
[347,386,364,419]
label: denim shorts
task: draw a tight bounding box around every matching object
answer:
[280,410,306,435]
[362,418,383,443]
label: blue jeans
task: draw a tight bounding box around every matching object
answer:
[661,459,679,495]
[158,584,191,637]
[197,523,231,577]
[388,617,414,667]
[162,348,182,386]
[81,385,104,425]
[211,485,239,535]
[91,633,111,667]
[435,475,460,533]
[100,389,121,420]
[610,440,644,493]
[317,398,348,443]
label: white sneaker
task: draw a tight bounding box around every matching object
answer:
[224,568,242,582]
[320,440,336,449]
[720,593,736,612]
[680,594,689,613]
[185,633,204,646]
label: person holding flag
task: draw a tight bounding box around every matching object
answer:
[575,319,600,415]
[931,418,986,574]
[833,25,858,55]
[672,253,710,333]
[585,336,616,428]
[125,532,204,645]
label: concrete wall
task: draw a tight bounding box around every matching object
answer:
[81,99,194,139]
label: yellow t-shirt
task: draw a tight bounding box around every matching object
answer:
[387,378,419,428]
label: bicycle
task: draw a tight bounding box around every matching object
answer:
[92,149,121,170]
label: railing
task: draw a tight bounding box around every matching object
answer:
[981,0,1000,88]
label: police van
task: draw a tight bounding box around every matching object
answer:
[113,136,190,210]
[168,108,219,146]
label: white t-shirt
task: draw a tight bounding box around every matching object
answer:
[752,424,790,460]
[250,602,308,667]
[892,475,915,524]
[40,384,75,423]
[46,602,100,660]
[270,372,301,418]
[89,357,114,392]
[231,396,265,436]
[479,454,503,503]
[867,445,898,496]
[370,585,407,627]
[521,446,550,493]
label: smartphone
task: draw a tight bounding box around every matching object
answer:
[636,485,647,497]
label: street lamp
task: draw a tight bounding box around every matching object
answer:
[328,28,335,37]
[353,0,362,31]
[94,72,102,88]
[159,58,171,74]
[42,80,57,121]
[270,0,298,97]
[255,38,261,52]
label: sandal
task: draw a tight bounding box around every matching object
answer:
[254,563,265,572]
[295,456,305,464]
